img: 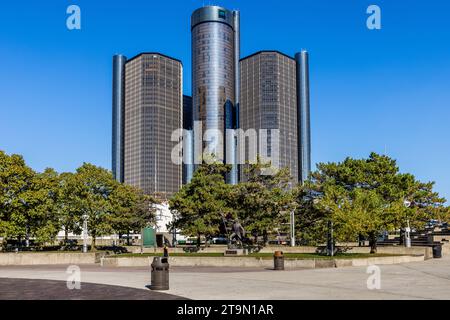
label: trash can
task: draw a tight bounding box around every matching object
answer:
[273,251,284,270]
[432,245,442,258]
[150,256,169,290]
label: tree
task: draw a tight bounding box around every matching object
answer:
[233,157,293,245]
[109,183,157,245]
[71,163,116,249]
[169,160,233,245]
[301,153,447,253]
[291,183,328,245]
[28,168,62,244]
[57,172,83,243]
[0,151,35,243]
[0,151,61,246]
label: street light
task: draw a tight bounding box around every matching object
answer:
[282,203,296,247]
[82,214,88,253]
[403,200,411,248]
[327,220,334,257]
[290,209,295,247]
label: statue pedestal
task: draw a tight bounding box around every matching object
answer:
[224,248,248,256]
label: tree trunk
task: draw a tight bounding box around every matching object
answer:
[25,225,30,248]
[263,231,269,246]
[91,233,96,251]
[64,227,69,243]
[369,232,377,254]
[197,234,201,248]
[399,229,405,245]
[127,231,130,246]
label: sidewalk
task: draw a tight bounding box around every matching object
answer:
[0,257,449,299]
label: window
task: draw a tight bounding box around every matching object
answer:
[218,10,226,19]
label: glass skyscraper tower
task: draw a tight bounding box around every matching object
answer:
[191,6,240,184]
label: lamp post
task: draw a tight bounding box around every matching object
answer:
[82,214,88,253]
[403,200,411,248]
[327,220,334,256]
[290,209,295,247]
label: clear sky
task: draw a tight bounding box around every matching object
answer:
[0,0,449,201]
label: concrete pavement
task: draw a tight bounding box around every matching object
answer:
[0,257,449,299]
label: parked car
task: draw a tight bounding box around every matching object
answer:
[212,237,228,244]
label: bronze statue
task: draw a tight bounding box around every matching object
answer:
[230,219,245,246]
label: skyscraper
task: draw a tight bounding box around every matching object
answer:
[112,54,127,183]
[123,53,183,197]
[296,50,311,184]
[240,51,299,184]
[240,50,311,184]
[191,6,240,183]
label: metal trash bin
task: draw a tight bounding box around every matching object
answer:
[150,256,169,290]
[273,251,284,270]
[432,245,442,258]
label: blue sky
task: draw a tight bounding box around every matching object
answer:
[0,0,449,201]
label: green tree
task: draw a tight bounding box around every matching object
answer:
[301,153,447,253]
[109,183,157,245]
[233,157,293,245]
[0,151,35,243]
[0,151,61,246]
[169,160,233,245]
[29,168,62,244]
[57,172,83,243]
[71,163,116,249]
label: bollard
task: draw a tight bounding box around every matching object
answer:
[273,251,284,270]
[149,256,169,290]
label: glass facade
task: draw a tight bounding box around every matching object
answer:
[191,6,237,160]
[295,51,311,184]
[112,54,126,183]
[240,51,299,184]
[124,54,183,198]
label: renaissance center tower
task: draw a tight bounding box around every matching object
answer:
[191,6,240,183]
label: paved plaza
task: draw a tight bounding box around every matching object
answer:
[0,257,449,300]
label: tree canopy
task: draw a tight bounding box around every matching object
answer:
[0,150,157,249]
[298,152,448,252]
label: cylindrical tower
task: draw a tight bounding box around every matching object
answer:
[229,9,240,184]
[295,50,311,184]
[112,54,127,183]
[191,6,237,163]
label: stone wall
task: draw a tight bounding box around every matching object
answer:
[101,254,425,269]
[0,252,104,266]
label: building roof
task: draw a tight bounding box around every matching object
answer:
[240,50,295,62]
[125,52,183,65]
[191,6,235,30]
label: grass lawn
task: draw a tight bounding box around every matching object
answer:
[113,252,402,259]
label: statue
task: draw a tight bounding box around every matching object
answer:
[230,219,246,247]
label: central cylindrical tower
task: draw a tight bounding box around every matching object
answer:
[191,6,237,163]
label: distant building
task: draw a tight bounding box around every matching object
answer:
[191,6,240,183]
[122,53,183,197]
[112,7,311,197]
[240,50,311,184]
